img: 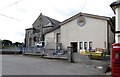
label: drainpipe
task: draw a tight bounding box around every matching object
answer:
[40,25,43,41]
[107,21,110,54]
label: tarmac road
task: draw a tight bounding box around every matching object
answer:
[0,55,2,76]
[2,55,106,75]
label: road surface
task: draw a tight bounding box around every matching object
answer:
[2,55,105,75]
[0,55,2,76]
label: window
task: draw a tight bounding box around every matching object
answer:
[115,53,120,59]
[89,41,92,51]
[27,32,29,37]
[34,37,37,42]
[56,33,60,43]
[84,42,87,51]
[29,38,32,46]
[79,42,83,49]
[39,18,42,22]
[104,42,106,49]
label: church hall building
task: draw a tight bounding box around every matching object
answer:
[25,12,115,53]
[25,13,60,47]
[44,13,115,52]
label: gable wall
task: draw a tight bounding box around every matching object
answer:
[61,16,108,50]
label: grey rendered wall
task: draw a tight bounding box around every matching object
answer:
[61,16,107,50]
[45,28,60,49]
[25,29,33,47]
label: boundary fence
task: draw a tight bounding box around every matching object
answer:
[1,47,22,54]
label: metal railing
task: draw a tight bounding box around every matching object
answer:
[1,47,22,54]
[22,47,45,54]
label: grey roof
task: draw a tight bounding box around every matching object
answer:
[43,25,60,34]
[31,13,60,34]
[110,0,120,7]
[43,16,60,34]
[45,16,60,27]
[32,13,60,28]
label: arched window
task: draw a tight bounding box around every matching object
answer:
[34,37,37,42]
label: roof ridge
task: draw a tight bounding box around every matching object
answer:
[44,15,60,23]
[60,12,110,26]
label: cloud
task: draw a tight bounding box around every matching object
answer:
[83,0,115,17]
[16,32,24,36]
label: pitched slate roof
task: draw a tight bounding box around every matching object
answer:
[32,13,60,28]
[43,25,60,34]
[45,16,60,27]
[31,13,60,34]
[43,16,61,34]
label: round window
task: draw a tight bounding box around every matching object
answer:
[77,16,86,27]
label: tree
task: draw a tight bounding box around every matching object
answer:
[2,39,12,46]
[13,42,22,47]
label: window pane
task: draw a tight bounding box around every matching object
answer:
[79,42,82,49]
[115,53,120,59]
[89,42,92,50]
[84,42,87,50]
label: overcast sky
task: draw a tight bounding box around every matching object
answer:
[0,0,116,43]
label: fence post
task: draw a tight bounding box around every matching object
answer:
[67,46,74,63]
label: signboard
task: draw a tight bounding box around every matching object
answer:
[113,46,120,48]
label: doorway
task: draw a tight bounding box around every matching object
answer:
[71,42,77,52]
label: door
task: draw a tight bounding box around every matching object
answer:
[71,42,77,52]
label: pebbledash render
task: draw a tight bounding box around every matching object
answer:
[25,12,115,53]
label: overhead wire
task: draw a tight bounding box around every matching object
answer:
[81,0,87,13]
[0,14,20,21]
[0,0,23,21]
[0,0,23,10]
